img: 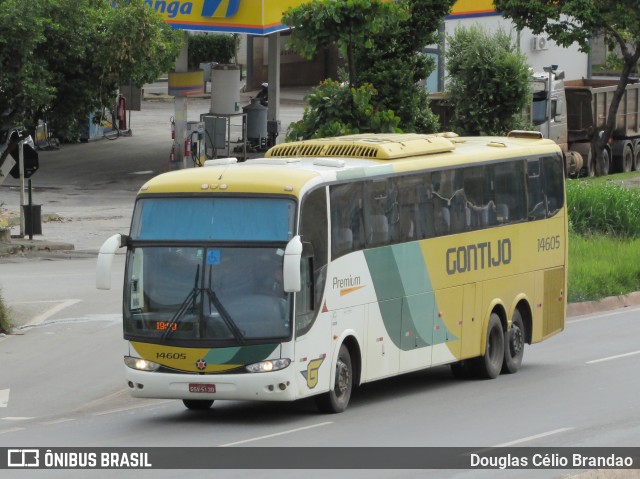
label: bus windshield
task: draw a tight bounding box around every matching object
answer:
[123,196,296,345]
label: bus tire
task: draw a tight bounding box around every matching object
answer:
[316,344,353,414]
[183,399,214,410]
[502,310,525,374]
[470,313,504,379]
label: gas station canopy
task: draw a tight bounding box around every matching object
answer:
[148,0,308,35]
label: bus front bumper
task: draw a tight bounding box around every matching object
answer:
[124,366,297,402]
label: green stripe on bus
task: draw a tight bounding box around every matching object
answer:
[365,244,433,349]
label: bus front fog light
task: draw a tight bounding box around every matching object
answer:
[245,358,291,373]
[124,356,160,372]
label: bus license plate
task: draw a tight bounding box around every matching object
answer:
[189,384,216,393]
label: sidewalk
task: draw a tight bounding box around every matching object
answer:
[0,84,310,257]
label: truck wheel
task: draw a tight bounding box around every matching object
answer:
[613,141,633,173]
[316,344,353,413]
[502,310,525,374]
[469,313,504,379]
[601,148,611,176]
[632,140,640,171]
[622,145,633,173]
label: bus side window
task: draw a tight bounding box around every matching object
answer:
[542,155,565,216]
[390,175,421,243]
[493,160,526,223]
[527,159,547,220]
[365,179,391,247]
[297,187,328,336]
[330,183,364,258]
[416,174,435,238]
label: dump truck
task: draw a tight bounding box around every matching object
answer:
[531,70,640,176]
[431,70,640,177]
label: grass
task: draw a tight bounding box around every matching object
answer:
[568,234,640,303]
[566,172,640,303]
[0,289,10,334]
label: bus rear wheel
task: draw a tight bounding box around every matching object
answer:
[470,313,504,379]
[183,399,214,410]
[316,344,353,413]
[502,310,525,374]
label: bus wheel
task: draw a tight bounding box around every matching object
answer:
[183,399,214,410]
[502,310,525,374]
[316,344,353,413]
[470,313,504,379]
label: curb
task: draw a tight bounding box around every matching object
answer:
[0,239,74,256]
[567,291,640,317]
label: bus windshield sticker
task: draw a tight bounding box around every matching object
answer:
[206,250,221,265]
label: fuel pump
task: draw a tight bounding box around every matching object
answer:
[186,121,205,166]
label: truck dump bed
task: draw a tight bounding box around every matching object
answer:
[564,78,640,141]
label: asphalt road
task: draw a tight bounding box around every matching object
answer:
[1,96,639,478]
[0,254,639,479]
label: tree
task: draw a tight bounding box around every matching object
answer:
[286,80,401,141]
[0,0,183,140]
[355,0,455,132]
[494,0,640,175]
[445,25,532,135]
[282,0,453,136]
[282,0,402,88]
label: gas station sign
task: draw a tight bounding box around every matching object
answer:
[449,0,497,18]
[144,0,308,35]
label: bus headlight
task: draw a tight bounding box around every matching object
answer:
[245,358,291,373]
[124,356,160,372]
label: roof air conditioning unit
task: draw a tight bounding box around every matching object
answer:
[532,36,548,51]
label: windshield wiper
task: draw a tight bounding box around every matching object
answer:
[204,266,246,344]
[161,264,200,340]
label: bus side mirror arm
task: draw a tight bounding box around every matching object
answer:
[283,235,303,293]
[96,234,129,290]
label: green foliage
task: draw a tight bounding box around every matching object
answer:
[0,0,183,140]
[493,0,638,54]
[0,288,10,334]
[188,34,237,70]
[494,0,640,176]
[283,0,453,134]
[282,0,405,87]
[566,179,640,238]
[286,80,401,141]
[444,26,531,135]
[566,175,640,302]
[354,0,455,133]
[568,234,640,302]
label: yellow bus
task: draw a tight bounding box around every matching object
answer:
[96,132,567,413]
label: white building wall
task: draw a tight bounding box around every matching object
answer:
[440,14,589,88]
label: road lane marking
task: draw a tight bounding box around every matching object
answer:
[40,418,75,426]
[492,427,574,447]
[568,306,640,324]
[587,350,640,364]
[1,417,33,421]
[22,299,82,327]
[0,427,25,435]
[219,422,333,447]
[91,401,173,416]
[0,389,8,407]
